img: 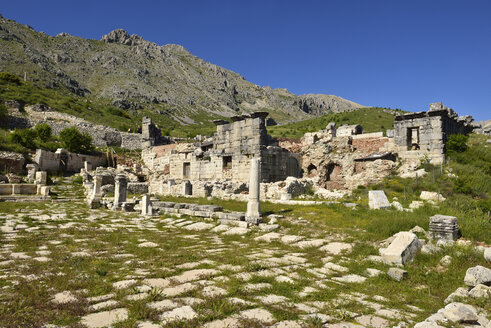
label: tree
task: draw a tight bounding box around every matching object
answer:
[8,129,37,149]
[34,123,52,142]
[59,127,94,154]
[446,134,469,155]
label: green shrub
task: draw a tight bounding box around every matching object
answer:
[59,127,94,154]
[34,123,52,142]
[0,103,7,124]
[8,129,36,149]
[0,72,22,85]
[446,134,469,155]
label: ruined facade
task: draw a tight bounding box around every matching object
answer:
[394,102,473,164]
[143,113,301,197]
[34,149,108,172]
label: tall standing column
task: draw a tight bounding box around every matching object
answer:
[246,158,262,224]
[113,174,127,210]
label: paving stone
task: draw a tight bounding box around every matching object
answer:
[240,308,276,324]
[173,269,220,283]
[254,232,282,242]
[80,308,129,328]
[125,293,149,301]
[320,242,352,255]
[272,320,303,328]
[227,297,253,306]
[52,291,78,304]
[355,314,390,328]
[280,235,304,244]
[177,297,205,306]
[300,313,334,323]
[202,285,228,297]
[161,283,198,297]
[184,222,215,231]
[160,305,197,323]
[137,321,161,328]
[138,242,159,248]
[211,225,230,233]
[143,278,170,288]
[275,275,295,284]
[33,256,51,262]
[113,279,138,289]
[243,283,272,291]
[293,239,326,249]
[88,300,119,311]
[222,227,249,236]
[9,252,31,259]
[147,299,179,311]
[203,317,241,328]
[257,294,289,304]
[324,262,349,272]
[332,274,366,283]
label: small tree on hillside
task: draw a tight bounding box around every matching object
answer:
[34,123,52,142]
[446,134,469,156]
[59,127,94,154]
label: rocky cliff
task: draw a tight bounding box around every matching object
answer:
[0,14,363,124]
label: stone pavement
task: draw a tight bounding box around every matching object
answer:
[0,178,486,327]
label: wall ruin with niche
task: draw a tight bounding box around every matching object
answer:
[394,102,473,164]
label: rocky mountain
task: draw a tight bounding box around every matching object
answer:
[0,14,363,125]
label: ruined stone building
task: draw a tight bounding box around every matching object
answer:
[142,112,300,197]
[141,102,474,199]
[394,102,473,164]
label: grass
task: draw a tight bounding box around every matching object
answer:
[267,107,403,139]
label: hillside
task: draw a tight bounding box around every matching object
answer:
[268,107,402,139]
[0,14,363,128]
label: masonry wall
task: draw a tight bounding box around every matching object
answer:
[34,149,107,172]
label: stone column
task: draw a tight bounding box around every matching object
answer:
[113,174,127,210]
[141,195,153,216]
[246,158,262,224]
[35,171,47,185]
[84,161,92,171]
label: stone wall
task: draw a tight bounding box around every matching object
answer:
[34,149,107,172]
[352,136,389,154]
[394,103,473,164]
[0,151,25,173]
[6,104,143,150]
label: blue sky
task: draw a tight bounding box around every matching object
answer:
[2,0,490,120]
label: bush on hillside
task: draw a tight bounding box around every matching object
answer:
[0,103,7,126]
[34,123,52,142]
[0,72,22,85]
[59,127,93,154]
[8,129,37,149]
[446,134,468,155]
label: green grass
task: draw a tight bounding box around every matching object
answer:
[268,107,403,139]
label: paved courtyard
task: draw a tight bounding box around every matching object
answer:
[0,178,488,327]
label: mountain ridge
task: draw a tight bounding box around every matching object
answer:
[0,14,364,125]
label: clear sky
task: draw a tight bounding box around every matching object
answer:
[2,0,490,120]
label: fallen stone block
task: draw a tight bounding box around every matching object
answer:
[380,232,421,265]
[464,265,491,287]
[368,190,391,209]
